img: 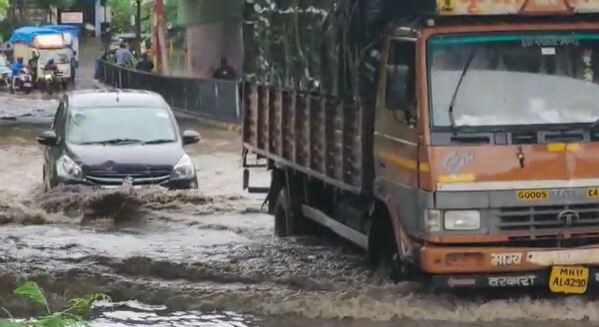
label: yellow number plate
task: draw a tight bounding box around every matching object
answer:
[549,266,589,294]
[516,190,549,201]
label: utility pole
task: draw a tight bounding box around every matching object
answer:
[135,0,141,55]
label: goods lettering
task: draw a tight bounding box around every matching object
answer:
[588,188,599,199]
[516,190,548,200]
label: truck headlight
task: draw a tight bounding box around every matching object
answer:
[444,210,481,231]
[424,209,442,232]
[172,154,195,179]
[56,154,82,180]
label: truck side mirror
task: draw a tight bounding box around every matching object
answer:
[385,65,412,110]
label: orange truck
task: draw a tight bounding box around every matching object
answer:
[242,0,599,293]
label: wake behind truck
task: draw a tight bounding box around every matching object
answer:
[242,0,599,293]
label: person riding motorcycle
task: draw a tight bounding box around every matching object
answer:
[10,57,24,89]
[44,59,58,73]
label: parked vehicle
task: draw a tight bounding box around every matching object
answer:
[242,0,599,293]
[10,66,33,94]
[37,90,201,190]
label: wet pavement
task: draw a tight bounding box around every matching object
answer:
[2,40,599,327]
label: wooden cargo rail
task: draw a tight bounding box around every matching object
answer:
[242,83,373,194]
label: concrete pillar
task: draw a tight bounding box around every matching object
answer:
[94,0,101,37]
[177,0,243,78]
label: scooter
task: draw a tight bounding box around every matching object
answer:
[10,67,33,94]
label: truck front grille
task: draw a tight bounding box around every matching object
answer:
[498,204,599,232]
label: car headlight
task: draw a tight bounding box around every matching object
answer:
[45,74,52,79]
[172,154,195,179]
[444,210,481,231]
[424,209,442,232]
[56,154,82,180]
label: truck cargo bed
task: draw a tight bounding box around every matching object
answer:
[242,83,373,194]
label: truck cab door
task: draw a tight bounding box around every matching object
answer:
[373,37,422,233]
[374,37,420,188]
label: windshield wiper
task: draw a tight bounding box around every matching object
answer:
[447,50,477,130]
[143,139,176,145]
[82,138,144,145]
[589,118,599,130]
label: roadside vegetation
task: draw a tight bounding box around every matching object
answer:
[0,281,108,327]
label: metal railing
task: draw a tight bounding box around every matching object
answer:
[95,59,241,123]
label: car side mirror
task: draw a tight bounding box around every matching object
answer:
[385,65,412,110]
[182,130,201,145]
[37,130,58,146]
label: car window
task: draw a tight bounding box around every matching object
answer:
[66,106,177,144]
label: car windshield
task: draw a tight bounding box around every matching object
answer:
[67,107,177,145]
[429,33,599,127]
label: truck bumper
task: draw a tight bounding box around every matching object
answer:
[430,269,599,289]
[421,244,599,289]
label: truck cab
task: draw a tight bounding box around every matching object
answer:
[242,0,599,294]
[375,0,599,292]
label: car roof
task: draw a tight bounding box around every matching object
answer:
[66,89,170,109]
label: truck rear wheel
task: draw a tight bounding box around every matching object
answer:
[273,188,310,237]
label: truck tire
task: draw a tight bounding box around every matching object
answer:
[273,188,309,237]
[367,208,412,281]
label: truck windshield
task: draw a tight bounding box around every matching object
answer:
[39,51,69,65]
[428,33,599,128]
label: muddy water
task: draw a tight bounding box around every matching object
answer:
[2,96,599,326]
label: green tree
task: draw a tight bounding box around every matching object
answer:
[0,0,8,20]
[108,0,133,33]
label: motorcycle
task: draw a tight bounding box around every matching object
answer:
[41,68,59,95]
[10,67,33,94]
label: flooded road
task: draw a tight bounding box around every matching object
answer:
[2,93,599,327]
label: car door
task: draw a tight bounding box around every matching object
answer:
[45,100,67,184]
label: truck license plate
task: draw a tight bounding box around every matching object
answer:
[549,266,589,294]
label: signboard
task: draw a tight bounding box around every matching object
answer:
[60,12,83,24]
[438,0,599,16]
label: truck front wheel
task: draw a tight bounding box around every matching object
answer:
[273,188,310,237]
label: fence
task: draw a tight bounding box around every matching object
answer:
[95,59,241,123]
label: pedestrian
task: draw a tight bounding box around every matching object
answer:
[212,57,237,80]
[70,50,78,82]
[115,43,134,67]
[135,53,154,72]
